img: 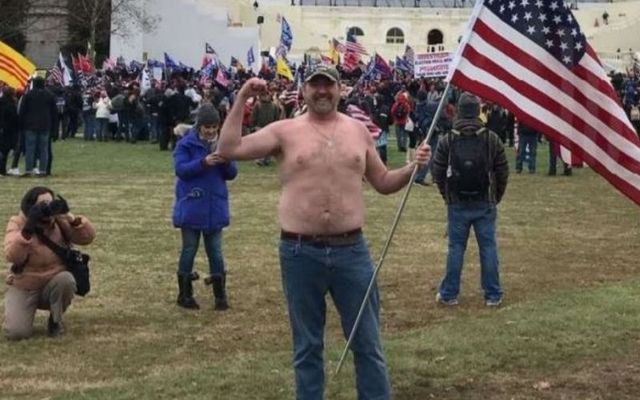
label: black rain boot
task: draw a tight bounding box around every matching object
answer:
[47,315,64,337]
[211,273,229,311]
[177,273,200,310]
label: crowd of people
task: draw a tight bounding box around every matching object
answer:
[2,58,640,399]
[1,60,638,177]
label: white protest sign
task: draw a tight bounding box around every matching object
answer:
[414,52,453,78]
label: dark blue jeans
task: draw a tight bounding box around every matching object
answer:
[516,134,538,172]
[438,203,503,302]
[95,118,108,141]
[117,111,129,140]
[82,111,96,140]
[395,125,407,151]
[279,236,391,400]
[149,114,160,142]
[24,130,49,173]
[177,229,225,276]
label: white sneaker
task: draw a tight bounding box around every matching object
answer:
[435,292,459,306]
[7,168,20,176]
[485,298,503,307]
[33,167,40,175]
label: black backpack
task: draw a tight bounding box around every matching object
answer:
[447,128,491,200]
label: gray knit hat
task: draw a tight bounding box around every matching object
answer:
[457,92,481,119]
[196,104,220,127]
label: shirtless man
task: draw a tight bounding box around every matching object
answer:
[218,66,431,400]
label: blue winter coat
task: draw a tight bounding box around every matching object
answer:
[172,129,238,232]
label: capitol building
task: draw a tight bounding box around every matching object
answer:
[111,0,640,70]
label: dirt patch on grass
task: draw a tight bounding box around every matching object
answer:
[395,355,640,400]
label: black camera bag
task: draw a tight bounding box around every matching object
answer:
[36,230,91,296]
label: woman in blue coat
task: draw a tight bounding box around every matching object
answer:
[173,104,237,310]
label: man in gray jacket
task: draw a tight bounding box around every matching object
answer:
[431,92,509,307]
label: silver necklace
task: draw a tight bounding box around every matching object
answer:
[309,117,339,148]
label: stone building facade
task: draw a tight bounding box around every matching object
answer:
[23,0,69,68]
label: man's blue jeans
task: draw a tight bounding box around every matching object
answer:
[95,118,108,141]
[82,111,96,140]
[395,125,407,151]
[439,203,503,302]
[178,229,225,276]
[279,236,391,400]
[24,130,49,173]
[149,114,160,142]
[516,134,538,172]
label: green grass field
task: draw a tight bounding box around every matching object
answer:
[1,138,639,400]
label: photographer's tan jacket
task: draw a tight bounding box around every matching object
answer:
[4,213,96,291]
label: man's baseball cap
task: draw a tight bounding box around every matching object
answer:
[305,65,340,83]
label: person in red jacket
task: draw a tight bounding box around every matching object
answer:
[391,91,412,153]
[3,186,96,339]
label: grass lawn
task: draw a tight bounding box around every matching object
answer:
[1,137,639,399]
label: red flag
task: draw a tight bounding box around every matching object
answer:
[79,53,92,73]
[447,0,640,206]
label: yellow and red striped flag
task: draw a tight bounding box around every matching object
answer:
[0,41,36,89]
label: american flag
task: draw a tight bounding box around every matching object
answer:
[346,104,381,139]
[447,0,640,206]
[48,64,63,86]
[345,31,368,56]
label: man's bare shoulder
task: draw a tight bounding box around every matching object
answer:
[267,117,301,136]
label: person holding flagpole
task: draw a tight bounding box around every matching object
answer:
[218,66,431,400]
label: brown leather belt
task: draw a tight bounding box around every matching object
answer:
[280,228,362,247]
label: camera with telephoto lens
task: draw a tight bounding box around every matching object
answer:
[46,198,69,217]
[31,196,69,221]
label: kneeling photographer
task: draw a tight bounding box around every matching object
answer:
[3,186,96,339]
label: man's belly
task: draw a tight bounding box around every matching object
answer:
[278,185,365,235]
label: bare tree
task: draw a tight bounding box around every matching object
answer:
[0,0,33,51]
[67,0,159,61]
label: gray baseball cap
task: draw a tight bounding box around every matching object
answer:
[305,65,340,83]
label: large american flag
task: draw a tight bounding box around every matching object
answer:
[447,0,640,206]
